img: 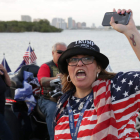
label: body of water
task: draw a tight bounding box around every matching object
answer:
[0,29,140,73]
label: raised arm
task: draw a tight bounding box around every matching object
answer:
[0,64,11,86]
[110,9,140,61]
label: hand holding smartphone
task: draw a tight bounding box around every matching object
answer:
[102,12,131,26]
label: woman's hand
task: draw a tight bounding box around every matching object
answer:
[110,9,137,35]
[0,64,7,75]
[110,8,140,61]
[0,64,11,86]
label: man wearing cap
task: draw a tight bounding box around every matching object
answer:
[37,42,67,140]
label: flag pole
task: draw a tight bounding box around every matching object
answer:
[29,42,31,65]
[3,53,6,69]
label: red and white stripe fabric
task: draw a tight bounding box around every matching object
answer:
[32,87,41,96]
[91,79,118,140]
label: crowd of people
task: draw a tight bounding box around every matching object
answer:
[1,8,140,140]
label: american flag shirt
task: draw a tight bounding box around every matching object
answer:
[55,71,140,140]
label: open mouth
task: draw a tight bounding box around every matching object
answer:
[76,69,86,78]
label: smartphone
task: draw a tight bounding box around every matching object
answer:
[102,12,131,26]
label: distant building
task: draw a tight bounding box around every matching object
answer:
[68,17,73,29]
[91,23,96,29]
[33,18,41,22]
[77,22,82,29]
[33,18,49,22]
[81,22,86,28]
[21,15,32,22]
[52,18,66,29]
[52,18,57,27]
[72,20,76,29]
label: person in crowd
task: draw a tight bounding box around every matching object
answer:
[37,42,67,140]
[0,64,13,140]
[55,9,140,140]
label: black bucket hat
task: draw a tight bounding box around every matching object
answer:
[58,40,109,74]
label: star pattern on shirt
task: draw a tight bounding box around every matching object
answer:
[73,109,76,113]
[112,96,116,101]
[117,76,120,80]
[135,86,139,91]
[128,80,133,86]
[123,91,129,97]
[116,86,121,92]
[112,84,116,88]
[90,98,93,102]
[121,78,126,84]
[75,99,80,103]
[91,103,94,108]
[128,72,132,75]
[110,72,140,102]
[134,73,139,78]
[86,95,90,100]
[71,96,75,100]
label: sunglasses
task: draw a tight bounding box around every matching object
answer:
[56,50,64,54]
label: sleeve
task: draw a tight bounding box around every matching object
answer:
[111,71,140,110]
[37,64,50,83]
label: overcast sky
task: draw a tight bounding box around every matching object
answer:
[0,0,140,27]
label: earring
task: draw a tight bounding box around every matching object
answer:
[67,75,71,82]
[97,72,99,79]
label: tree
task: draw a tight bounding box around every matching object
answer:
[0,20,63,32]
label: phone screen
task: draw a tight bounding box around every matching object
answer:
[102,12,131,26]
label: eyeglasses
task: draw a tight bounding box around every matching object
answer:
[56,50,64,54]
[66,56,95,66]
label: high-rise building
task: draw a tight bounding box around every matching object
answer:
[72,20,76,29]
[81,22,86,28]
[91,23,96,28]
[21,15,32,22]
[77,22,82,29]
[68,17,73,29]
[52,18,66,29]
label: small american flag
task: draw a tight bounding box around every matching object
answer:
[23,45,37,65]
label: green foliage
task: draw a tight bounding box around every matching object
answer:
[0,20,62,32]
